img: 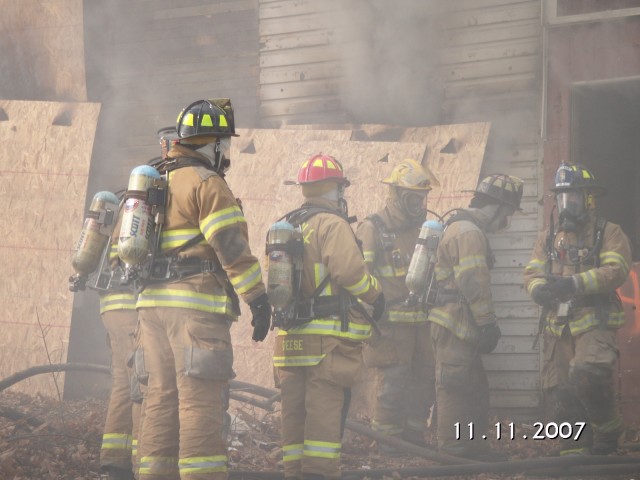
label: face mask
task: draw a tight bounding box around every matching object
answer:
[485,204,515,233]
[200,138,231,173]
[399,190,428,222]
[557,191,586,231]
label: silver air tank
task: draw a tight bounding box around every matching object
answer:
[405,219,443,306]
[266,221,296,309]
[117,165,160,266]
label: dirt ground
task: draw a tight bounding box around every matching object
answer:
[0,390,638,480]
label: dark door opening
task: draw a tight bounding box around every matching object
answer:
[571,77,640,261]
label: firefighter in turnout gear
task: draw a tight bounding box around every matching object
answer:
[524,163,631,456]
[428,173,523,461]
[356,159,439,452]
[99,211,141,480]
[134,99,271,480]
[273,154,384,480]
[71,193,141,480]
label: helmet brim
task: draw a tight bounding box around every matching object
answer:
[284,178,351,187]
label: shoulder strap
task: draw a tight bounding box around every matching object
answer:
[365,213,395,251]
[593,217,607,268]
[282,206,347,227]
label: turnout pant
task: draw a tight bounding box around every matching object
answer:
[137,307,232,480]
[100,309,141,472]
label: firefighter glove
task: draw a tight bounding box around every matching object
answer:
[249,293,271,342]
[531,284,556,307]
[547,275,577,301]
[476,322,501,354]
[372,292,386,322]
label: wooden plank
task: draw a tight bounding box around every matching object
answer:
[260,30,334,51]
[483,353,539,371]
[260,60,343,84]
[492,336,541,354]
[0,100,100,398]
[444,20,540,47]
[260,78,343,100]
[259,0,340,19]
[441,38,540,65]
[490,390,540,408]
[444,2,541,30]
[491,285,531,303]
[489,232,538,251]
[444,74,539,100]
[444,55,539,82]
[488,371,540,390]
[454,0,535,11]
[260,12,336,36]
[260,44,341,67]
[153,0,256,20]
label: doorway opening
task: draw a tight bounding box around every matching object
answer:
[571,76,640,261]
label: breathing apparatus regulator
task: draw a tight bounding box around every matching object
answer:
[405,219,444,309]
[117,165,168,285]
[69,191,120,292]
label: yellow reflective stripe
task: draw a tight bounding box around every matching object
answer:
[345,273,372,296]
[577,270,598,293]
[468,300,493,318]
[304,439,341,459]
[160,228,206,250]
[273,354,326,367]
[454,254,486,276]
[109,243,118,261]
[428,308,476,342]
[283,444,304,462]
[524,258,545,274]
[178,455,228,474]
[371,421,404,435]
[375,264,395,277]
[279,319,371,340]
[370,275,379,290]
[132,438,138,457]
[200,206,246,241]
[363,250,375,263]
[101,433,132,450]
[100,293,137,313]
[592,416,622,434]
[183,112,195,126]
[201,114,213,127]
[301,222,314,244]
[565,311,625,336]
[435,266,452,282]
[600,251,630,275]
[314,263,332,295]
[230,261,262,295]
[139,456,179,476]
[136,289,232,315]
[528,278,546,295]
[387,309,427,323]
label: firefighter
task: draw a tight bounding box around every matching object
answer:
[134,99,271,480]
[524,163,631,456]
[355,159,439,452]
[428,173,523,461]
[69,190,141,480]
[272,154,385,480]
[100,215,142,480]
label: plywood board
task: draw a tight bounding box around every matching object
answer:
[0,0,86,101]
[0,100,100,397]
[224,124,489,417]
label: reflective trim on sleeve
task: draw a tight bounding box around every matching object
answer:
[100,293,138,314]
[229,261,263,295]
[345,273,373,296]
[577,270,598,294]
[525,258,546,274]
[160,228,207,250]
[278,318,371,341]
[314,263,332,296]
[527,278,546,295]
[178,455,228,475]
[200,206,246,241]
[363,250,375,263]
[468,299,493,319]
[453,254,487,276]
[600,251,630,276]
[435,266,453,282]
[387,309,428,323]
[303,439,341,459]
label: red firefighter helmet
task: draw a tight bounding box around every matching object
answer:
[285,154,350,186]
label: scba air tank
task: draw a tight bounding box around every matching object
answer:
[405,219,443,300]
[71,191,120,277]
[117,165,161,266]
[266,221,296,309]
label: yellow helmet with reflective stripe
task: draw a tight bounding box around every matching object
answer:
[176,99,237,141]
[382,159,440,191]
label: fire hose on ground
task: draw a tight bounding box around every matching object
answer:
[1,363,640,478]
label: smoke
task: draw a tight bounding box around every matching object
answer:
[334,0,446,126]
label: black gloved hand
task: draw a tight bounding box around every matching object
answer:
[249,293,271,342]
[531,284,556,307]
[547,275,576,301]
[371,292,386,322]
[476,322,501,354]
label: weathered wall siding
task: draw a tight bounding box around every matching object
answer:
[0,100,100,398]
[440,0,543,414]
[0,0,86,101]
[258,0,347,126]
